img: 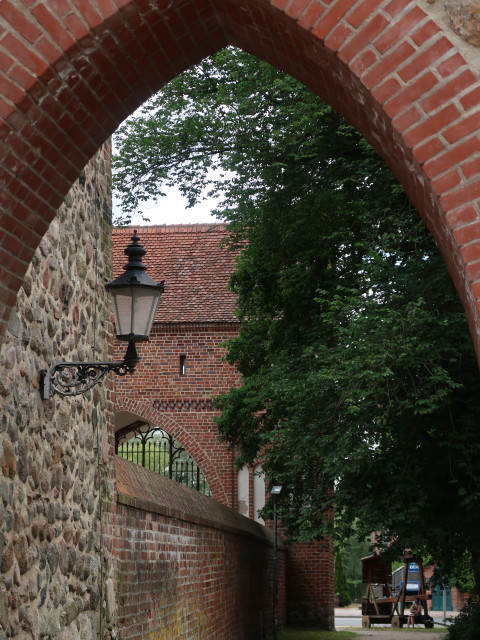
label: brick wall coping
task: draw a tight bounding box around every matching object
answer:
[115,456,280,547]
[151,321,240,330]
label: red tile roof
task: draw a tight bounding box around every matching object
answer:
[112,224,238,324]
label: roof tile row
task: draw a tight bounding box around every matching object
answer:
[112,224,238,324]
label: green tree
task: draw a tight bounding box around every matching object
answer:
[342,535,370,602]
[335,548,352,607]
[113,47,480,592]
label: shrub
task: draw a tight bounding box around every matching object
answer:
[447,597,480,640]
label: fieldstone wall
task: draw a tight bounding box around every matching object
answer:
[442,0,480,48]
[423,0,480,71]
[0,146,115,640]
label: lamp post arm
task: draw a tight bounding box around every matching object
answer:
[39,231,160,400]
[40,337,140,399]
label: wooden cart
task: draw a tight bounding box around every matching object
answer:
[361,553,434,628]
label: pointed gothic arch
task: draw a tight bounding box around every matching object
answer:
[1,0,479,356]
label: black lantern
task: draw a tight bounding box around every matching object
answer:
[107,230,163,341]
[40,231,164,399]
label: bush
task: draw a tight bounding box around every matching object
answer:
[447,597,480,640]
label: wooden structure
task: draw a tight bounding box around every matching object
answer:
[361,554,434,628]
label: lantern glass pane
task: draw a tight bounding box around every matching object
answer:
[131,288,161,337]
[109,284,161,340]
[110,288,135,337]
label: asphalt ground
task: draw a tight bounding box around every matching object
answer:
[335,607,453,639]
[349,630,447,639]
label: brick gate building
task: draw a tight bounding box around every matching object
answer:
[112,224,335,629]
[113,224,240,509]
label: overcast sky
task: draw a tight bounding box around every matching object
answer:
[113,187,219,226]
[112,117,221,226]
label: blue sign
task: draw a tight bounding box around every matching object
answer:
[408,563,420,572]
[406,581,420,591]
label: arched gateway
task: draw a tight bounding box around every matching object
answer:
[1,1,480,355]
[1,2,479,637]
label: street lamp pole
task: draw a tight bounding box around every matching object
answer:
[271,485,282,640]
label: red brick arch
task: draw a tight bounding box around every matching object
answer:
[114,398,230,506]
[1,1,480,352]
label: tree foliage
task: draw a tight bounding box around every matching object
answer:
[447,597,480,640]
[113,47,480,591]
[335,548,352,607]
[342,535,371,602]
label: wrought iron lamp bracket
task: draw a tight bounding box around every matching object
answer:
[40,336,140,399]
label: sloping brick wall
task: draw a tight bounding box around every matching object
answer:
[111,456,285,640]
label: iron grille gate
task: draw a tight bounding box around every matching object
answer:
[115,422,211,496]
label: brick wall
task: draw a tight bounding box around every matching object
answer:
[114,322,240,508]
[113,225,335,629]
[111,456,286,640]
[114,322,335,629]
[116,323,240,402]
[286,540,335,629]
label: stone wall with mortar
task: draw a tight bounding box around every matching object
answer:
[0,145,115,640]
[423,0,480,71]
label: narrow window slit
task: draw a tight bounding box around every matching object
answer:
[179,354,187,376]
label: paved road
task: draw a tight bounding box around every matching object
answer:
[349,630,447,639]
[335,616,449,629]
[335,616,366,627]
[335,608,453,636]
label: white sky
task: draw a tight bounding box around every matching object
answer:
[112,187,219,226]
[112,110,220,226]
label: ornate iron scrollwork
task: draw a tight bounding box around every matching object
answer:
[40,335,141,399]
[40,360,131,399]
[38,229,163,400]
[115,423,210,494]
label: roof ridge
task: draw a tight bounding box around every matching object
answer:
[112,223,226,234]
